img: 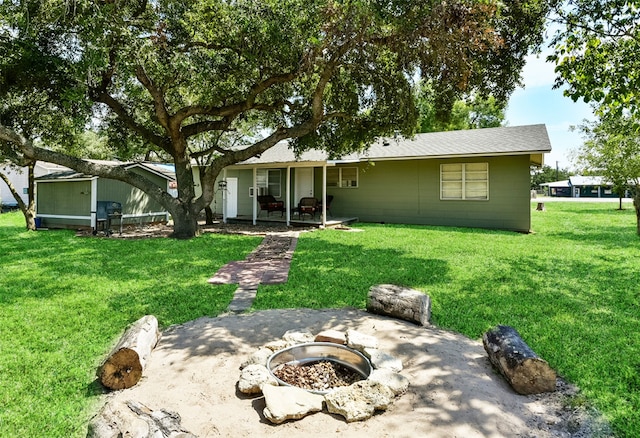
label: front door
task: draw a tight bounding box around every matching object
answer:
[225,177,238,218]
[294,168,314,203]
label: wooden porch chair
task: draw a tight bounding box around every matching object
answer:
[257,195,285,217]
[297,197,318,219]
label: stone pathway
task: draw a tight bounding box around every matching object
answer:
[208,231,300,313]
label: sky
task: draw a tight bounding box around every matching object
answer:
[504,49,595,171]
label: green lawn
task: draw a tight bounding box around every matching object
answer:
[1,202,639,437]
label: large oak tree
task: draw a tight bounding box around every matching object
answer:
[1,0,556,238]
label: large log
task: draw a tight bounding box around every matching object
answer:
[482,325,556,395]
[87,400,196,438]
[367,284,431,326]
[98,315,160,390]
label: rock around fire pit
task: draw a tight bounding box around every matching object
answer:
[238,328,409,423]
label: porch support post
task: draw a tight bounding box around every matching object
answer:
[252,167,257,225]
[322,164,327,228]
[90,177,98,230]
[222,168,228,224]
[286,166,291,226]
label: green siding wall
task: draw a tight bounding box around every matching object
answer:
[214,155,531,232]
[36,180,92,227]
[322,155,531,232]
[97,178,165,216]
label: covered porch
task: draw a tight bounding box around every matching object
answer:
[211,145,346,228]
[227,214,358,229]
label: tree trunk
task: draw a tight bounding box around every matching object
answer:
[482,325,556,395]
[87,400,196,438]
[25,163,36,230]
[204,205,214,225]
[169,154,202,239]
[97,315,160,390]
[170,203,200,239]
[0,163,36,230]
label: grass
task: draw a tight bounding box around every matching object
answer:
[254,202,640,437]
[1,202,639,437]
[0,214,260,437]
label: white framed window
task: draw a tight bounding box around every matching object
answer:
[256,169,282,197]
[327,167,358,188]
[440,163,488,200]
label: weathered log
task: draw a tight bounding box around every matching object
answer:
[97,315,160,390]
[482,325,556,395]
[87,400,196,438]
[367,284,431,326]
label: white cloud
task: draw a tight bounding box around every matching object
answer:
[520,53,558,88]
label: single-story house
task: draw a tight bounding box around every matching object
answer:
[0,161,69,210]
[35,161,176,230]
[568,175,621,198]
[540,180,572,197]
[542,175,625,198]
[198,124,552,233]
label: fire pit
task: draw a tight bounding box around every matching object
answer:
[266,342,373,394]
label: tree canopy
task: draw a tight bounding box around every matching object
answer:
[416,81,505,133]
[1,0,557,238]
[549,0,640,118]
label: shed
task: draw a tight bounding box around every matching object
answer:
[35,161,176,231]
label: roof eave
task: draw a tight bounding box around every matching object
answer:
[351,150,550,163]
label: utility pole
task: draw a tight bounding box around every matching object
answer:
[556,161,559,181]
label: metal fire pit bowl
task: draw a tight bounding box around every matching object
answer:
[266,342,373,394]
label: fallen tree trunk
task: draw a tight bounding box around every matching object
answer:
[367,284,431,326]
[482,325,556,395]
[87,400,196,438]
[98,315,160,390]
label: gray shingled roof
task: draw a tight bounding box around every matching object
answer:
[237,124,551,166]
[35,161,176,182]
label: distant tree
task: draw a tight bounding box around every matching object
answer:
[417,82,505,133]
[549,0,640,119]
[531,164,571,190]
[575,113,640,232]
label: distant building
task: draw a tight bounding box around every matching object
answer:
[541,175,626,198]
[0,162,69,209]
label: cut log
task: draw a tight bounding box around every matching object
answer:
[97,315,160,390]
[367,284,431,326]
[482,325,556,395]
[87,400,196,438]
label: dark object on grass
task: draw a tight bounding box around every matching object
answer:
[482,325,556,395]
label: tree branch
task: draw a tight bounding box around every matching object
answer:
[181,119,233,138]
[135,65,173,131]
[172,72,298,126]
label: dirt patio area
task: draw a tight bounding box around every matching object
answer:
[99,308,609,438]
